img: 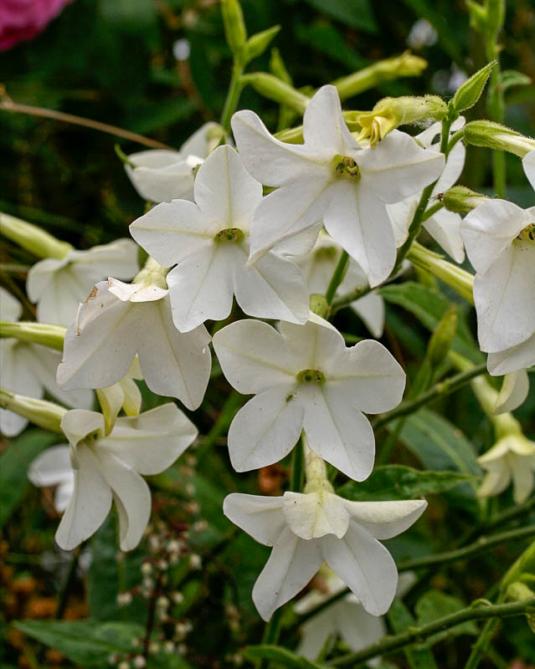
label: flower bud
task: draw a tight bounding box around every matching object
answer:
[356,95,447,145]
[464,120,535,157]
[427,306,458,368]
[0,389,66,433]
[244,26,280,64]
[0,321,65,351]
[221,0,247,59]
[133,257,168,289]
[441,186,488,214]
[408,243,474,303]
[449,61,495,114]
[309,293,329,319]
[0,213,72,260]
[241,72,309,114]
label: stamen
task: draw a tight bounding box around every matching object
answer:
[296,369,326,385]
[214,227,245,243]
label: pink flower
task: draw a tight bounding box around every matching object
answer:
[0,0,71,51]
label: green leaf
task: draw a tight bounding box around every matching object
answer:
[0,429,57,528]
[302,0,377,34]
[399,409,481,475]
[244,645,326,668]
[415,591,477,643]
[13,620,143,667]
[338,465,473,501]
[245,26,281,63]
[387,600,438,669]
[450,61,496,114]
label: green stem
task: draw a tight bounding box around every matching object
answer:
[393,181,436,274]
[56,549,80,619]
[290,437,304,491]
[220,63,245,134]
[422,200,444,221]
[325,251,349,305]
[197,392,243,463]
[330,598,535,667]
[259,609,283,669]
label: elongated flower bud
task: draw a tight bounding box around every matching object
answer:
[0,213,72,260]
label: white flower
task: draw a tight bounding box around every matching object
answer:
[462,199,535,358]
[231,85,444,287]
[57,278,211,410]
[224,489,426,620]
[212,317,405,480]
[130,146,309,332]
[96,358,144,433]
[28,445,74,512]
[0,288,92,437]
[125,123,222,203]
[52,403,197,550]
[387,118,466,263]
[298,234,384,337]
[494,369,530,414]
[478,431,535,504]
[27,239,139,326]
[523,149,535,190]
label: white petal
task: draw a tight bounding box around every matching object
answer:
[55,481,74,513]
[55,446,112,550]
[321,521,398,616]
[94,450,151,551]
[231,110,328,187]
[100,403,197,475]
[194,145,263,230]
[278,317,345,372]
[323,181,396,287]
[283,491,350,539]
[433,138,465,194]
[61,410,105,447]
[212,319,296,394]
[227,387,304,472]
[477,466,510,498]
[252,528,323,621]
[248,177,332,263]
[474,244,535,351]
[341,499,427,539]
[180,122,220,159]
[73,239,139,280]
[487,334,535,376]
[130,200,214,268]
[126,150,196,203]
[301,385,375,481]
[423,209,465,263]
[107,278,168,303]
[28,445,72,487]
[351,293,385,338]
[166,245,235,332]
[494,370,530,413]
[26,257,66,303]
[0,286,22,321]
[298,609,337,660]
[522,150,535,190]
[336,601,386,653]
[137,297,211,410]
[0,340,43,399]
[359,130,445,204]
[462,199,529,274]
[326,339,406,413]
[511,456,535,504]
[302,85,359,155]
[386,198,416,248]
[233,248,309,324]
[223,493,286,546]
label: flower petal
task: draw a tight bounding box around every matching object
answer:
[223,492,286,546]
[487,334,535,376]
[511,456,535,504]
[180,122,220,158]
[61,410,105,447]
[213,319,296,394]
[341,499,427,539]
[321,521,398,616]
[227,387,304,472]
[423,209,465,263]
[282,491,350,539]
[351,292,385,338]
[522,150,535,190]
[126,149,194,203]
[494,370,530,414]
[0,286,22,321]
[28,445,72,487]
[55,446,112,550]
[252,528,323,621]
[302,85,359,155]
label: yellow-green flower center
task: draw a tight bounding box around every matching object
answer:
[214,227,245,243]
[332,155,361,180]
[516,223,535,243]
[296,369,325,385]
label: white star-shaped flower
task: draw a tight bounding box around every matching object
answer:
[28,445,74,513]
[298,234,384,337]
[0,288,92,437]
[387,118,466,263]
[462,199,535,359]
[125,123,222,203]
[231,85,444,287]
[212,317,405,480]
[57,278,211,410]
[50,403,197,550]
[130,145,309,332]
[224,489,426,620]
[478,431,535,504]
[27,239,139,326]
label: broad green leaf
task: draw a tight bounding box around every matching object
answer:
[302,0,377,33]
[388,599,438,669]
[14,620,143,667]
[399,409,481,476]
[0,429,57,528]
[415,591,477,643]
[244,644,326,668]
[338,465,473,501]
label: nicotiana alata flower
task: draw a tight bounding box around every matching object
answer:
[388,118,466,263]
[51,403,197,550]
[212,317,405,480]
[478,428,535,504]
[462,199,535,363]
[232,85,444,286]
[27,239,139,326]
[130,146,309,332]
[224,488,426,620]
[125,123,223,203]
[298,234,384,337]
[28,445,74,513]
[57,277,211,410]
[0,287,92,437]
